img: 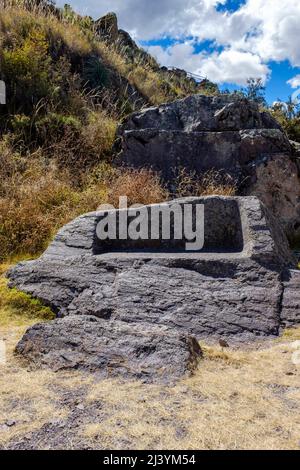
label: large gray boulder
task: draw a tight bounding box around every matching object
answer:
[7,196,299,347]
[117,94,300,241]
[16,316,202,382]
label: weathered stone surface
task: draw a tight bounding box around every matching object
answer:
[15,316,202,382]
[117,128,290,181]
[7,196,298,346]
[116,94,300,240]
[250,154,300,243]
[118,95,281,132]
[281,269,300,328]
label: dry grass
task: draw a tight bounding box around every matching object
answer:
[0,154,108,260]
[104,168,169,208]
[0,287,299,450]
[0,2,180,108]
[0,325,75,447]
[0,149,169,260]
[175,169,237,198]
[82,335,300,450]
[0,3,93,56]
[80,110,117,157]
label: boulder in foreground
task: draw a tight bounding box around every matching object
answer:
[16,316,202,382]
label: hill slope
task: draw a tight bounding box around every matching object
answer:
[0,1,217,261]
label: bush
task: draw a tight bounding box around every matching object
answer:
[0,149,107,260]
[1,29,53,113]
[80,110,117,159]
[270,107,300,143]
[0,277,55,321]
[174,168,237,198]
[105,168,169,207]
[35,113,82,145]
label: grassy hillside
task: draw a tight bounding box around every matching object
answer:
[0,0,219,261]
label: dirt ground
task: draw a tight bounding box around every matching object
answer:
[1,320,300,450]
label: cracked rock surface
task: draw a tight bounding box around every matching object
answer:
[7,196,300,379]
[16,316,202,382]
[117,94,300,240]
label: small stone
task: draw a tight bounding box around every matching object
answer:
[219,339,229,348]
[285,371,295,376]
[49,419,65,427]
[5,420,16,427]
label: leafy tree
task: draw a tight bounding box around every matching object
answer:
[270,98,300,143]
[285,95,300,119]
[242,78,266,106]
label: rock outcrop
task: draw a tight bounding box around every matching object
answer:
[16,317,202,382]
[117,94,300,241]
[95,12,119,41]
[7,196,299,368]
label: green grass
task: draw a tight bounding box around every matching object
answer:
[0,264,55,328]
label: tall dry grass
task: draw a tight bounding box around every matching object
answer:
[0,0,202,109]
[0,143,170,260]
[104,167,170,207]
[174,168,237,198]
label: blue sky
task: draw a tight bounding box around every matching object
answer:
[57,0,300,104]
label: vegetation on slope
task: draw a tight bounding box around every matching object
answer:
[0,0,220,261]
[0,261,54,327]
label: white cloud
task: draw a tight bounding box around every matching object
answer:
[287,75,300,89]
[199,50,270,85]
[234,0,300,66]
[149,43,270,85]
[57,0,300,86]
[59,1,247,41]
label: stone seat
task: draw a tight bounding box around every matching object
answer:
[7,196,299,341]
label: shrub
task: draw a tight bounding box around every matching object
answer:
[1,29,53,113]
[35,113,82,146]
[105,168,169,207]
[0,152,107,260]
[80,110,117,158]
[174,168,237,198]
[271,109,300,143]
[0,276,55,326]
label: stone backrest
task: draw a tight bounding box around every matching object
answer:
[43,196,293,267]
